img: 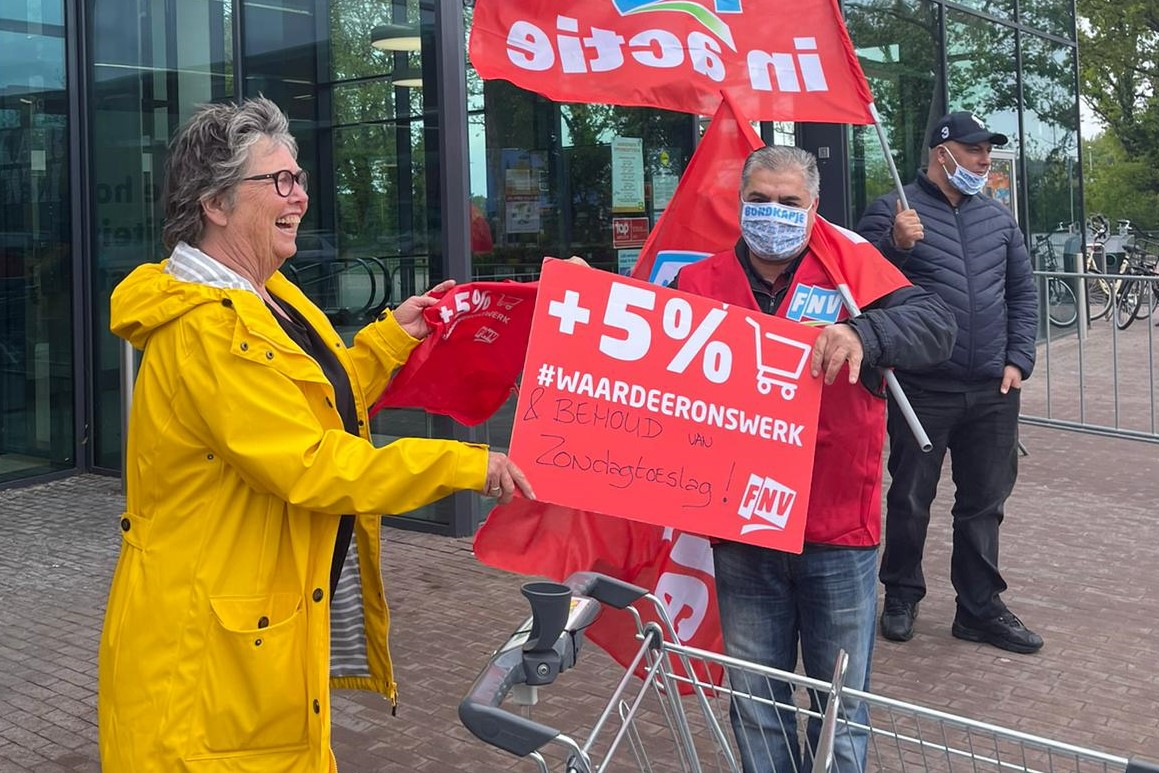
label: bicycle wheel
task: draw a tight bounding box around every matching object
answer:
[1047,278,1077,327]
[1086,276,1113,321]
[1115,278,1142,330]
[1134,281,1157,319]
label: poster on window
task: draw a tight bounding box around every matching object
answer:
[612,136,645,213]
[985,149,1017,222]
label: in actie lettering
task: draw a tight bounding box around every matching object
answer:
[506,16,830,94]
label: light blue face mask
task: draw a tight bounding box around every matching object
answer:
[740,201,812,262]
[940,147,989,196]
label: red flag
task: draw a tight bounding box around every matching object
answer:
[474,498,725,688]
[809,217,911,309]
[468,0,875,124]
[371,281,537,425]
[630,90,763,286]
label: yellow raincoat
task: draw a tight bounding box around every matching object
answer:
[98,263,488,772]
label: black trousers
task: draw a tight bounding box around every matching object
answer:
[880,385,1020,621]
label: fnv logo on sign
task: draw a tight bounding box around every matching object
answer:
[738,474,797,534]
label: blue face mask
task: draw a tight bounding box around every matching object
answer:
[740,201,811,262]
[940,147,988,196]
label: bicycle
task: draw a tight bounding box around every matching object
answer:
[1113,241,1159,330]
[1030,233,1078,327]
[1082,215,1115,321]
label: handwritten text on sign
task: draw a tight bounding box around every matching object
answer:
[510,261,824,552]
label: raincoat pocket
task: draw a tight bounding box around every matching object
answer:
[190,592,310,755]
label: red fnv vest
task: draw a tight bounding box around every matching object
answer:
[678,250,885,548]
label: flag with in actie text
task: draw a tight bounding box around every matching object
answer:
[468,0,876,123]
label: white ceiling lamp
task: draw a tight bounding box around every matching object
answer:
[371,23,421,52]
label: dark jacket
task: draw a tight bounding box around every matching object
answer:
[674,240,958,395]
[855,173,1038,391]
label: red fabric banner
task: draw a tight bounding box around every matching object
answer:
[809,217,912,309]
[468,0,875,123]
[630,90,763,286]
[371,281,537,426]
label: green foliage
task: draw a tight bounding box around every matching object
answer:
[1078,0,1159,184]
[1082,132,1159,231]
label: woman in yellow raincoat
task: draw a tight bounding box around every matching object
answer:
[98,97,532,772]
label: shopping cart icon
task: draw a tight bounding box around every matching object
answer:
[495,293,525,311]
[746,317,812,400]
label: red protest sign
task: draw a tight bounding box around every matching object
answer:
[612,216,650,248]
[510,260,822,552]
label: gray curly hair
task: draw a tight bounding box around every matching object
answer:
[162,96,298,250]
[740,145,820,201]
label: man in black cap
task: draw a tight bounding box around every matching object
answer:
[855,111,1041,654]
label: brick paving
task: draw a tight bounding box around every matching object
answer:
[5,327,1159,770]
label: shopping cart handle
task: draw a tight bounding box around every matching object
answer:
[460,586,603,758]
[459,654,561,757]
[565,572,648,610]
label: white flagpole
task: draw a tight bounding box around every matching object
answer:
[869,102,910,210]
[839,103,932,452]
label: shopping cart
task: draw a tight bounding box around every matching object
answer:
[746,317,812,400]
[460,573,1158,773]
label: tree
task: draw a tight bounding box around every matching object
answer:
[1078,0,1159,189]
[1082,131,1159,231]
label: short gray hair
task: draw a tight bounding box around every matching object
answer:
[162,96,298,250]
[740,146,820,201]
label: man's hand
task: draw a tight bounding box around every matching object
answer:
[893,200,925,250]
[482,451,535,505]
[1000,364,1023,394]
[811,324,864,385]
[392,279,456,339]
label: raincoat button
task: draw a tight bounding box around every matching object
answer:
[377,313,387,322]
[334,341,342,348]
[206,453,214,461]
[221,297,233,308]
[254,638,263,647]
[120,517,131,532]
[265,351,274,360]
[357,419,365,427]
[313,699,321,714]
[257,616,269,629]
[312,588,324,602]
[240,342,249,351]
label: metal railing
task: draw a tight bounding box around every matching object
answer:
[1023,266,1159,443]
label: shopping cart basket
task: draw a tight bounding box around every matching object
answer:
[460,572,1158,773]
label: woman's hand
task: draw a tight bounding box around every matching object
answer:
[393,279,456,339]
[482,451,535,505]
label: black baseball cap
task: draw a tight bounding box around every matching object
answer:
[929,111,1009,148]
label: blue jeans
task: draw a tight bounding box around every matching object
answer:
[713,542,878,773]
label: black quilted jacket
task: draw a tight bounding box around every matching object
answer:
[855,173,1038,390]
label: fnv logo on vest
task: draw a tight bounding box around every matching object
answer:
[786,284,843,324]
[738,474,797,534]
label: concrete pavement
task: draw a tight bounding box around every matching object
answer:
[3,418,1159,771]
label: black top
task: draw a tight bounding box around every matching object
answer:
[268,297,358,601]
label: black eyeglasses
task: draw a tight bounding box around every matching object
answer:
[241,169,309,197]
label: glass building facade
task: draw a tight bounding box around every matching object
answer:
[1,0,1080,533]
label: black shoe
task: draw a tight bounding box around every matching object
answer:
[952,610,1044,654]
[880,598,918,642]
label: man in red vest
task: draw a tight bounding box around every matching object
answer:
[673,145,956,773]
